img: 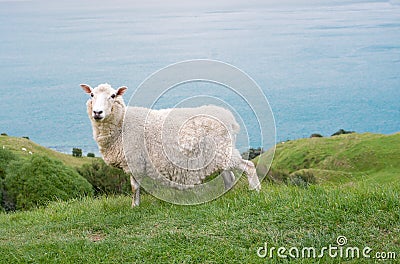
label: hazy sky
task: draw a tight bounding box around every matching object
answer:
[0,0,392,8]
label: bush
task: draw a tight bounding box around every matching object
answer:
[0,148,18,210]
[87,152,95,158]
[1,133,7,136]
[22,136,30,140]
[0,148,17,179]
[331,129,354,136]
[310,133,323,138]
[242,147,263,160]
[289,170,316,187]
[77,159,131,196]
[0,177,3,211]
[72,148,82,157]
[266,168,290,184]
[4,155,93,210]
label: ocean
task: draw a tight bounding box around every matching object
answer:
[0,0,399,156]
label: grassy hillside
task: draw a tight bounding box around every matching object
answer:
[0,135,94,168]
[0,182,398,263]
[256,132,400,185]
[0,132,399,263]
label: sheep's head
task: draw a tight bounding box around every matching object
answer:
[80,83,127,122]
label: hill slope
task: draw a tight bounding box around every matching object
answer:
[256,132,400,185]
[0,182,399,263]
[0,132,399,263]
[0,135,95,168]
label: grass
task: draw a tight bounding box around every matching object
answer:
[257,132,400,186]
[0,135,95,168]
[0,132,399,263]
[0,180,399,263]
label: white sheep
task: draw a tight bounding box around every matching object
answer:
[21,147,27,152]
[81,83,261,207]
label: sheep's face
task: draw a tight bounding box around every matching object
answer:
[80,83,127,122]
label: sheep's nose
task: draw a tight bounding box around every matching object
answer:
[93,110,103,120]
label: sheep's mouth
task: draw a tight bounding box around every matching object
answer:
[93,116,104,121]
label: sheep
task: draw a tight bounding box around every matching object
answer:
[81,83,261,207]
[21,147,27,152]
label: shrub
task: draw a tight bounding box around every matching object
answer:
[0,178,3,211]
[0,148,17,179]
[266,168,290,184]
[72,148,82,157]
[4,155,93,210]
[77,159,131,196]
[310,133,323,138]
[87,152,95,158]
[1,133,7,136]
[0,148,18,210]
[331,129,354,136]
[242,147,263,160]
[289,170,316,187]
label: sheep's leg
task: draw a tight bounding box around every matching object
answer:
[241,160,261,192]
[221,170,235,190]
[130,175,140,207]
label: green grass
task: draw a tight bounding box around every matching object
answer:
[257,132,400,186]
[0,180,399,263]
[0,132,399,263]
[0,135,95,168]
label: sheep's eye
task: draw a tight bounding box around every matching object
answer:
[111,94,116,99]
[90,93,94,97]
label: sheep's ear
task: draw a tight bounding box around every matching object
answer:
[117,86,127,96]
[80,84,92,94]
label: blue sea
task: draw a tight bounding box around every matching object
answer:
[0,0,399,156]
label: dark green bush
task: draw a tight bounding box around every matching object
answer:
[242,147,263,160]
[1,133,7,136]
[310,133,323,138]
[331,129,354,136]
[0,148,17,179]
[289,170,316,187]
[0,148,18,210]
[77,159,131,196]
[0,178,3,211]
[266,168,290,184]
[72,148,82,157]
[87,152,95,158]
[4,155,93,210]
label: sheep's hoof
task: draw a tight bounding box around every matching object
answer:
[131,197,140,208]
[222,171,235,190]
[250,184,261,192]
[131,198,137,208]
